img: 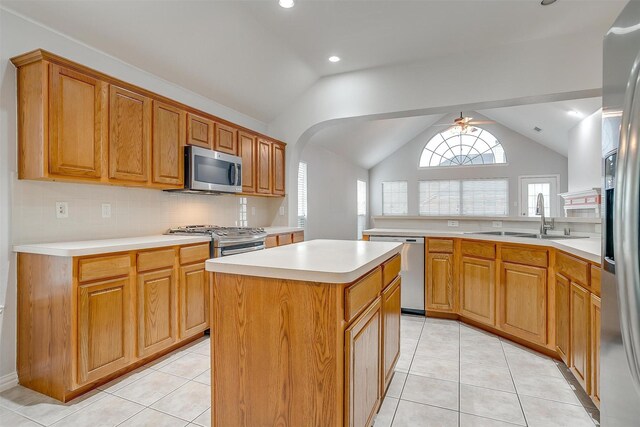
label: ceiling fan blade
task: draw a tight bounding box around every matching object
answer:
[468,120,495,125]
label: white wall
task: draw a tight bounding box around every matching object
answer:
[369,113,568,218]
[568,110,603,192]
[0,9,285,387]
[300,145,368,241]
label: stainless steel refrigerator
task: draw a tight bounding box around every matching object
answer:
[602,2,640,425]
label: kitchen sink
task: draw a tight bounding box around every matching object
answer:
[465,231,587,240]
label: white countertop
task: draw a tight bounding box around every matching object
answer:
[206,239,402,283]
[13,235,211,257]
[263,226,305,236]
[363,228,602,264]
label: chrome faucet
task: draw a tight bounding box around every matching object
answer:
[536,193,554,235]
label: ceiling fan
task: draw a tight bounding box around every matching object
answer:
[433,112,495,133]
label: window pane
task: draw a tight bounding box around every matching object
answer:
[419,126,507,168]
[382,181,408,215]
[357,180,367,239]
[419,180,461,215]
[462,179,509,216]
[527,183,551,217]
[297,162,307,228]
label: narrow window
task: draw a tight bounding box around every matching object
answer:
[357,180,367,239]
[297,162,307,228]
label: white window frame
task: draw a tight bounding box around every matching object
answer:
[419,178,509,217]
[518,175,560,217]
[382,181,408,216]
[297,162,308,228]
[357,180,367,239]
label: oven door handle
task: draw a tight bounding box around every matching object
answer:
[220,244,265,257]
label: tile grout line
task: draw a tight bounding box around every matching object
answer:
[500,338,529,427]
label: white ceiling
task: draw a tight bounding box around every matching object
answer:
[2,0,625,122]
[307,98,602,168]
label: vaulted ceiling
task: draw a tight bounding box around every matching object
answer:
[2,0,626,123]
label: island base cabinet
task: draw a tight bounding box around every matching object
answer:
[497,262,547,346]
[382,277,401,393]
[77,277,133,385]
[345,298,382,427]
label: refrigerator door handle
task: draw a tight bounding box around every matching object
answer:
[615,48,640,396]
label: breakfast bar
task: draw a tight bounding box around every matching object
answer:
[206,239,403,427]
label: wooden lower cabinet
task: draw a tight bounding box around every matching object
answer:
[382,277,401,392]
[137,268,178,358]
[426,252,455,312]
[570,282,590,392]
[78,277,133,384]
[179,262,209,339]
[556,273,571,364]
[345,298,382,427]
[460,256,495,326]
[498,262,547,345]
[590,294,601,406]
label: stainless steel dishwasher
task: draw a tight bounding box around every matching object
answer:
[369,236,425,315]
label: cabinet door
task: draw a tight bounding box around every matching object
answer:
[187,113,214,149]
[239,131,257,193]
[556,273,571,364]
[498,262,547,345]
[382,277,401,393]
[179,262,209,339]
[108,86,151,182]
[345,298,381,427]
[78,277,132,384]
[256,138,272,194]
[137,268,178,358]
[426,253,455,312]
[272,142,286,196]
[214,122,238,154]
[49,64,107,179]
[590,294,601,407]
[152,102,185,187]
[460,256,495,325]
[570,282,590,392]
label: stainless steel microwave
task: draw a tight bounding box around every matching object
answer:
[174,146,242,194]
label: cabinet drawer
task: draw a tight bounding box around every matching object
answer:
[78,255,131,283]
[137,248,176,272]
[382,254,401,289]
[428,239,454,253]
[591,265,601,296]
[461,241,496,259]
[265,235,278,249]
[179,244,210,265]
[292,231,304,243]
[556,252,589,286]
[501,246,547,268]
[345,268,382,322]
[277,233,293,246]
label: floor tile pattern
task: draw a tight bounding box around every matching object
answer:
[0,317,600,426]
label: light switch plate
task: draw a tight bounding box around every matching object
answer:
[101,203,111,218]
[55,202,68,219]
[492,221,503,228]
[448,220,459,227]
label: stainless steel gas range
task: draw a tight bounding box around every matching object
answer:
[166,225,267,258]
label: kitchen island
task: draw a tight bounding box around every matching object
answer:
[205,239,403,427]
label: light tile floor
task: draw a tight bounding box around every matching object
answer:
[0,316,600,427]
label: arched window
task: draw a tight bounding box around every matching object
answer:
[419,127,506,167]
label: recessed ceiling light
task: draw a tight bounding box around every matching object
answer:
[328,56,341,63]
[568,110,583,118]
[279,0,294,8]
[541,0,557,5]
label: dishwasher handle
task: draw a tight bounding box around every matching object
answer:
[369,236,425,244]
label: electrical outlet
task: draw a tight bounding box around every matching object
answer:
[55,202,68,219]
[101,203,111,218]
[279,206,285,216]
[492,221,503,228]
[448,220,459,227]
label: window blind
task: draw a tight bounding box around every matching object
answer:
[419,179,508,216]
[382,181,408,215]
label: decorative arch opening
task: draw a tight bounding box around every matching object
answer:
[419,126,506,167]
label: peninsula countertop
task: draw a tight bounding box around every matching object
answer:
[205,239,402,283]
[363,228,601,264]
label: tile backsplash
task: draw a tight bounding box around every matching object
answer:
[12,178,287,245]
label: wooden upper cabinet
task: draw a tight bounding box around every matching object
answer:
[460,256,495,326]
[556,273,571,364]
[256,138,272,194]
[272,142,286,196]
[214,122,238,154]
[152,102,185,187]
[49,64,107,179]
[498,262,547,346]
[187,114,214,149]
[238,131,257,193]
[108,86,151,182]
[77,277,132,384]
[570,282,590,392]
[426,252,456,312]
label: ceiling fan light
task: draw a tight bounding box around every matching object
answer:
[540,0,557,5]
[279,0,294,8]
